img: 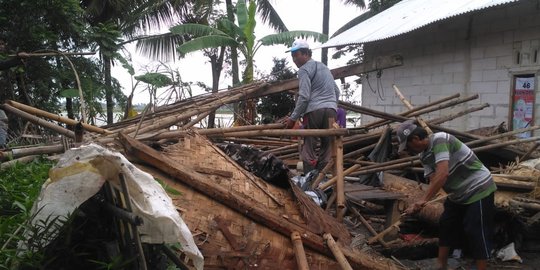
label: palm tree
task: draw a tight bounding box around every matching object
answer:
[82,0,193,124]
[321,0,366,65]
[172,0,327,124]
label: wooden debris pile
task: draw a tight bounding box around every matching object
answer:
[2,57,540,268]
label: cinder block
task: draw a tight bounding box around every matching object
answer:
[412,75,431,85]
[434,53,454,64]
[453,72,467,83]
[411,95,430,106]
[432,73,454,84]
[484,44,513,58]
[496,55,513,68]
[470,47,485,59]
[470,70,483,82]
[443,62,465,73]
[497,80,511,93]
[470,81,498,93]
[481,93,510,105]
[471,58,497,70]
[482,69,510,81]
[503,31,515,44]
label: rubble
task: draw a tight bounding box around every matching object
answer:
[2,60,540,269]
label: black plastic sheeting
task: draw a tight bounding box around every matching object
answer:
[216,143,290,188]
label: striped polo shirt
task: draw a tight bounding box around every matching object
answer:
[420,132,497,204]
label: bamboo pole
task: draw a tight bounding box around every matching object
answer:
[323,233,353,270]
[208,128,350,138]
[182,111,212,129]
[335,135,345,222]
[361,93,461,129]
[392,84,432,134]
[348,204,389,248]
[1,104,75,138]
[465,125,540,147]
[291,231,310,270]
[5,100,109,134]
[429,103,490,125]
[0,155,39,171]
[1,144,64,161]
[311,159,335,189]
[143,123,285,140]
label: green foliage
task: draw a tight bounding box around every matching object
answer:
[257,58,296,123]
[135,73,174,88]
[0,157,55,268]
[60,89,80,98]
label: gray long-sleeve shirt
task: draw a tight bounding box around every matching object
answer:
[290,59,339,121]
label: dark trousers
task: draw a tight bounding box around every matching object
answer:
[301,108,336,172]
[439,192,495,260]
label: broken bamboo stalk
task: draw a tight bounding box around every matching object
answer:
[210,128,350,138]
[311,159,335,189]
[348,205,389,248]
[323,233,353,270]
[1,104,75,138]
[335,135,345,222]
[492,174,537,182]
[6,100,109,134]
[429,103,490,125]
[465,125,540,147]
[182,110,212,129]
[291,231,310,270]
[472,136,540,152]
[319,157,363,191]
[0,144,64,161]
[392,84,432,134]
[520,142,540,161]
[361,93,461,130]
[145,123,286,140]
[0,155,39,171]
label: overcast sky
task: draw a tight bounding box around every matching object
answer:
[113,0,366,104]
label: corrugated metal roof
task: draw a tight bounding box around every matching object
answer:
[322,0,519,48]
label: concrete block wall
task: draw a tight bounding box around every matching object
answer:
[361,0,540,132]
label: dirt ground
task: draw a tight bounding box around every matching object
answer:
[400,252,540,270]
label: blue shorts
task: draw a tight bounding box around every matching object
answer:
[439,192,495,260]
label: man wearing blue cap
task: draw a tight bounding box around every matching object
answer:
[396,120,497,270]
[284,39,340,172]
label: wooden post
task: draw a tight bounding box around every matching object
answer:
[323,233,353,270]
[291,231,310,270]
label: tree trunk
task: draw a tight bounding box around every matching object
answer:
[321,0,330,65]
[103,54,114,124]
[208,47,225,129]
[226,0,241,125]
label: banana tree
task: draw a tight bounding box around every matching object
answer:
[172,0,327,124]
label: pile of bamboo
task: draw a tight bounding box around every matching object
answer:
[3,56,540,268]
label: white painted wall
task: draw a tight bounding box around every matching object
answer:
[362,0,540,132]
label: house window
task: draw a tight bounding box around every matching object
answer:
[511,74,535,138]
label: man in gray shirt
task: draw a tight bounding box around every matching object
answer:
[285,40,340,172]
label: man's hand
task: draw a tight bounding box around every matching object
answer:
[405,200,427,215]
[284,117,296,129]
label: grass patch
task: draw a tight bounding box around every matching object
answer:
[0,157,55,269]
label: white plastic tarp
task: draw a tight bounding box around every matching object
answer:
[28,144,203,269]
